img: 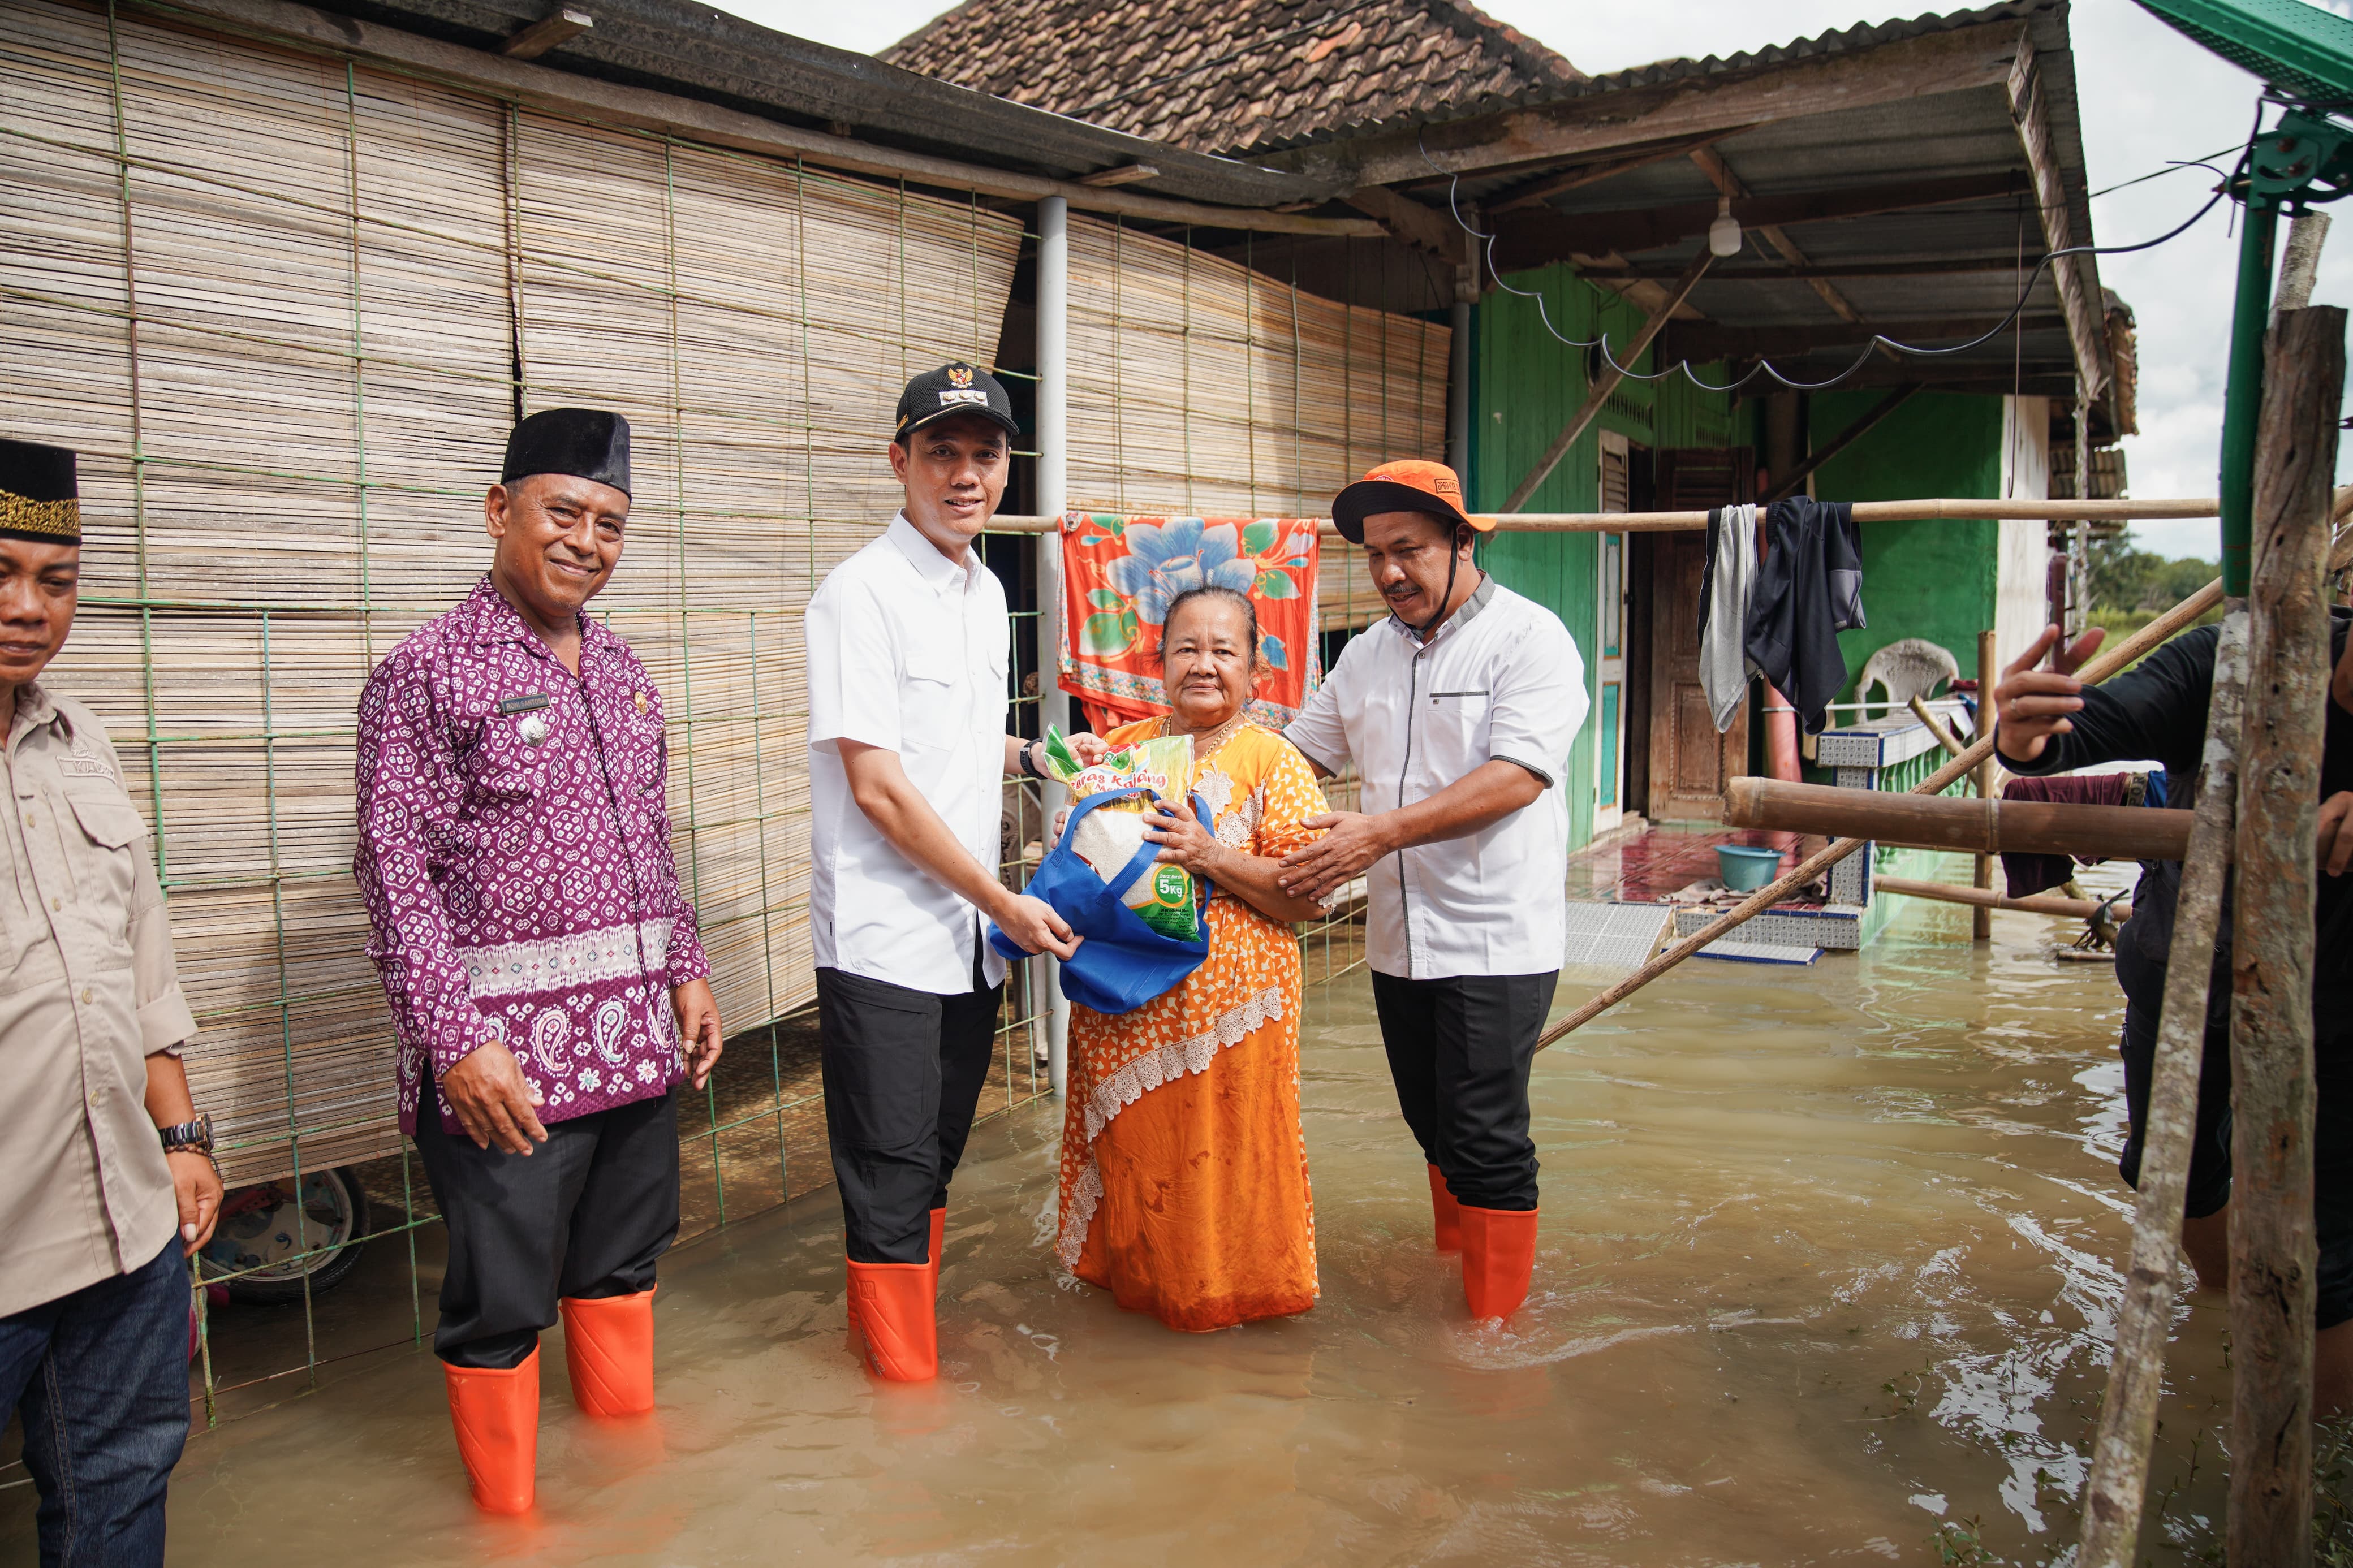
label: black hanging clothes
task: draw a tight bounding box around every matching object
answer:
[1743,496,1867,734]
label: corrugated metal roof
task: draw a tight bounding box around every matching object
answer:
[291,0,1337,206]
[1225,0,2113,401]
[1238,0,2064,154]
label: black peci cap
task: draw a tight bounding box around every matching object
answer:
[0,438,81,546]
[893,363,1020,443]
[502,408,631,498]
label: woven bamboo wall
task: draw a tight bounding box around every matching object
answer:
[1064,217,1450,632]
[0,0,1020,1182]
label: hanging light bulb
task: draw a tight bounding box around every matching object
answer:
[1708,195,1742,258]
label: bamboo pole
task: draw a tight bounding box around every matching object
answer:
[2074,607,2248,1566]
[1533,574,2226,1052]
[1874,874,2127,921]
[1906,693,1966,757]
[2227,304,2341,1566]
[1975,628,1998,941]
[1723,777,2192,860]
[984,496,2225,535]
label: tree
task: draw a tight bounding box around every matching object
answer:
[2088,536,2217,614]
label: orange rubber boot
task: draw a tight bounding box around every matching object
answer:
[925,1208,946,1297]
[1459,1206,1539,1323]
[846,1260,938,1381]
[1426,1165,1462,1254]
[442,1348,540,1514]
[559,1289,656,1417]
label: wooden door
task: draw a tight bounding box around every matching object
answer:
[1647,447,1755,822]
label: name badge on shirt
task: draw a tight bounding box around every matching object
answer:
[499,692,553,746]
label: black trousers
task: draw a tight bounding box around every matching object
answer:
[816,965,1002,1264]
[2118,998,2353,1329]
[412,1078,681,1369]
[1371,969,1558,1213]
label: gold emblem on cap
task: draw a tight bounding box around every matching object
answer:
[0,491,81,539]
[947,365,974,388]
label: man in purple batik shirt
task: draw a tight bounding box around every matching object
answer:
[353,407,721,1517]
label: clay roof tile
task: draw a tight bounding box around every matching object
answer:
[881,0,1580,156]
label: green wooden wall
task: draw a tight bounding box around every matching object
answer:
[1466,265,1735,848]
[1805,391,2006,705]
[1462,273,2013,844]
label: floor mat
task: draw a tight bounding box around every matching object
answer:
[1561,901,1673,971]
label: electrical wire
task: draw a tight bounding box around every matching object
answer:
[1417,97,2269,396]
[2088,144,2242,199]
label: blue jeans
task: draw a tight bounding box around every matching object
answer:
[0,1239,191,1567]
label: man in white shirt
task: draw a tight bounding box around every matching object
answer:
[1279,460,1587,1326]
[804,363,1090,1383]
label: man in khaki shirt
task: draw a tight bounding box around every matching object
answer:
[0,439,218,1568]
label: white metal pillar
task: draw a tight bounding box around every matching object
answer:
[1035,195,1072,1097]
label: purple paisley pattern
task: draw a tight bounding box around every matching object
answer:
[354,577,709,1134]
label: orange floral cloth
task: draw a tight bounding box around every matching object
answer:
[1055,719,1328,1331]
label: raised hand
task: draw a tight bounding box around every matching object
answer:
[1991,623,2106,764]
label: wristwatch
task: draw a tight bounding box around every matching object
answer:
[1018,738,1046,779]
[158,1113,213,1156]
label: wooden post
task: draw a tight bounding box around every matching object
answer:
[2075,608,2248,1567]
[1975,628,1997,941]
[2228,304,2342,1565]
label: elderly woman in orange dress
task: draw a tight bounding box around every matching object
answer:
[1053,584,1331,1331]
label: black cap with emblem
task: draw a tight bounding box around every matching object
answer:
[0,439,81,547]
[893,363,1020,443]
[502,408,631,498]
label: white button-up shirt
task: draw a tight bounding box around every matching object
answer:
[805,515,1011,995]
[1285,576,1587,980]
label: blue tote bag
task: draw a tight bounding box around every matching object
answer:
[988,787,1210,1015]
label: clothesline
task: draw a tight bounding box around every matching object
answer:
[986,497,2220,535]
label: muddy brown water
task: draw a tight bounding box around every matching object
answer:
[5,879,2243,1564]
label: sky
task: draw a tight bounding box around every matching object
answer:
[727,0,2353,561]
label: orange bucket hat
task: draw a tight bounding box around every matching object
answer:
[1331,459,1494,544]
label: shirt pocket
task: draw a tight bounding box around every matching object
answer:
[897,624,969,754]
[467,718,550,806]
[61,785,143,959]
[897,673,963,760]
[1421,688,1494,774]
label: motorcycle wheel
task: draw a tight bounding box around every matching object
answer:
[198,1166,372,1305]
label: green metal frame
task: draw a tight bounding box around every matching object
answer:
[2135,0,2353,592]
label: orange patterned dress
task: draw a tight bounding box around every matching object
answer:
[1055,719,1326,1331]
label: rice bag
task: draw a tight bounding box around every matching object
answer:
[1036,728,1202,941]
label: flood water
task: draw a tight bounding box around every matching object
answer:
[14,873,2246,1565]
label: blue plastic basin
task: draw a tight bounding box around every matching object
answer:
[1715,844,1783,891]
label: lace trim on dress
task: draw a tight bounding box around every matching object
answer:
[1082,986,1285,1144]
[1054,984,1286,1274]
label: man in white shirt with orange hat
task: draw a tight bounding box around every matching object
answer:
[1280,459,1586,1326]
